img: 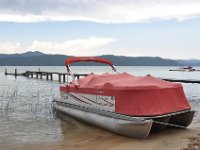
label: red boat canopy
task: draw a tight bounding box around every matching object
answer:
[61,73,191,116]
[65,57,116,72]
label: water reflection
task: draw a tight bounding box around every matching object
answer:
[57,113,124,150]
[0,73,62,149]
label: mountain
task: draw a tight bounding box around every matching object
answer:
[0,51,183,66]
[101,55,180,66]
[176,59,200,66]
[0,54,67,66]
[0,51,45,59]
[20,51,45,57]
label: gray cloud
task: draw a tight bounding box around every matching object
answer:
[0,0,95,13]
[0,0,200,23]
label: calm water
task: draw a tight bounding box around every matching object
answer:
[0,66,200,149]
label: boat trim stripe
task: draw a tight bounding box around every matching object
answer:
[79,95,97,104]
[53,100,194,121]
[68,93,91,105]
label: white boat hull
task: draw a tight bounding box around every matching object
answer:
[53,102,153,138]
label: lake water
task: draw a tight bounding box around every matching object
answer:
[0,66,200,150]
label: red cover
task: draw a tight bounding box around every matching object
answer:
[60,73,191,116]
[65,57,115,72]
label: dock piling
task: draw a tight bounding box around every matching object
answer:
[50,73,53,81]
[40,73,42,79]
[46,73,49,80]
[58,74,61,82]
[63,74,66,82]
[15,69,17,77]
[5,68,7,75]
[36,73,38,79]
[31,72,33,78]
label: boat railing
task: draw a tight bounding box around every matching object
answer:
[65,57,119,86]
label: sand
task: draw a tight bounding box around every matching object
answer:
[5,127,200,150]
[3,123,200,150]
[1,115,200,150]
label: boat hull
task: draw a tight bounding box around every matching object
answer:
[53,101,153,138]
[53,101,195,138]
[151,110,195,131]
[169,69,195,72]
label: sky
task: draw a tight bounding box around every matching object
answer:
[0,0,200,59]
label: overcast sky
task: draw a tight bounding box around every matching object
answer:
[0,0,200,59]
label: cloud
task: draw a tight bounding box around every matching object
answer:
[0,41,24,53]
[0,0,200,23]
[0,37,116,55]
[28,37,116,55]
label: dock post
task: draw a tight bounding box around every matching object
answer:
[31,72,33,78]
[14,69,17,77]
[46,73,49,80]
[36,73,38,79]
[58,74,61,82]
[50,73,53,81]
[40,73,42,79]
[63,74,66,82]
[5,68,7,75]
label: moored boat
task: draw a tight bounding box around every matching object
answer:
[169,66,195,72]
[53,57,195,138]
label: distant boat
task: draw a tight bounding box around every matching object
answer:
[169,66,195,72]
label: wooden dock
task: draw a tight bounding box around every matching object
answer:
[4,68,87,82]
[4,68,200,84]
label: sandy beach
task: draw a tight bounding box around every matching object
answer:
[58,126,200,150]
[3,127,200,150]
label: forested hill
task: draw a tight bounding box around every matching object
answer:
[0,51,187,66]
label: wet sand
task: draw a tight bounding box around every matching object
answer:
[58,127,200,150]
[2,115,200,150]
[3,128,200,150]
